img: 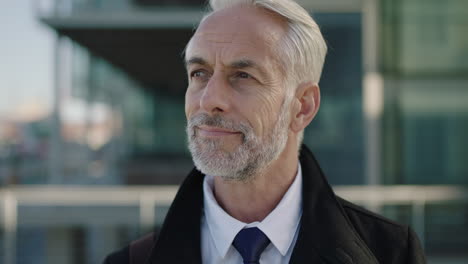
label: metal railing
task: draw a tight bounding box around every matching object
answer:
[1,185,468,264]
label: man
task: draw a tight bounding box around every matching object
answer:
[105,0,426,263]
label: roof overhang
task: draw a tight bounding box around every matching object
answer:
[41,10,205,96]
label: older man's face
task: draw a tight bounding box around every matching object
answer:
[185,5,292,180]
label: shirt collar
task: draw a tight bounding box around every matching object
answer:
[257,163,302,255]
[203,163,303,258]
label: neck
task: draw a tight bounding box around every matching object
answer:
[212,139,299,223]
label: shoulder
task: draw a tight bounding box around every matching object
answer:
[338,196,408,239]
[102,232,155,264]
[336,196,426,263]
[102,245,130,264]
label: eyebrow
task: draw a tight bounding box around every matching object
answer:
[185,56,207,69]
[230,59,254,69]
[185,57,269,79]
[230,59,269,79]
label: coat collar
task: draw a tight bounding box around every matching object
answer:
[289,146,379,264]
[148,145,379,264]
[147,165,204,264]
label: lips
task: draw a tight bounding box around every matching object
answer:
[196,126,242,137]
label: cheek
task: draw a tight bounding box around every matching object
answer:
[185,89,198,118]
[259,91,283,117]
[247,93,284,135]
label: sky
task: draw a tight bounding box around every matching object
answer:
[0,0,54,116]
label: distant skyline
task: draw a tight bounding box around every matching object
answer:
[0,0,54,116]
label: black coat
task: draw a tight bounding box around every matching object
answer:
[104,146,426,264]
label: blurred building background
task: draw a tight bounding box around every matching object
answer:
[0,0,467,263]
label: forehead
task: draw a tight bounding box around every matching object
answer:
[185,5,287,64]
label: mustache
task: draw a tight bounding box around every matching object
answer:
[187,113,252,136]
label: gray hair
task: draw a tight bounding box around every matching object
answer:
[207,0,327,88]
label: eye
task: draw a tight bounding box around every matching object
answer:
[190,70,206,78]
[236,72,251,79]
[189,70,211,83]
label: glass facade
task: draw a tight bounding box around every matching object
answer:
[305,13,364,185]
[381,0,468,76]
[381,0,468,184]
[62,42,191,184]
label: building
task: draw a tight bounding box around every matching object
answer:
[1,0,467,263]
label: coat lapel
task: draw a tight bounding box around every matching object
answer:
[147,145,379,264]
[290,146,379,264]
[148,168,204,264]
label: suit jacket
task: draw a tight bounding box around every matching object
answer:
[104,145,426,264]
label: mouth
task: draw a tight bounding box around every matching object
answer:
[196,125,242,137]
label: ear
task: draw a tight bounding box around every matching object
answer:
[290,82,320,133]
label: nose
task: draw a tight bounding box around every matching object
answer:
[199,74,231,114]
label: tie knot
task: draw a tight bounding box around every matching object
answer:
[232,227,271,264]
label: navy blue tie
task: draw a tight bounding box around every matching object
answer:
[232,227,271,264]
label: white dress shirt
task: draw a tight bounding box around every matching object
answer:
[201,164,303,264]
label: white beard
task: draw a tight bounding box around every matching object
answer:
[186,98,291,182]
